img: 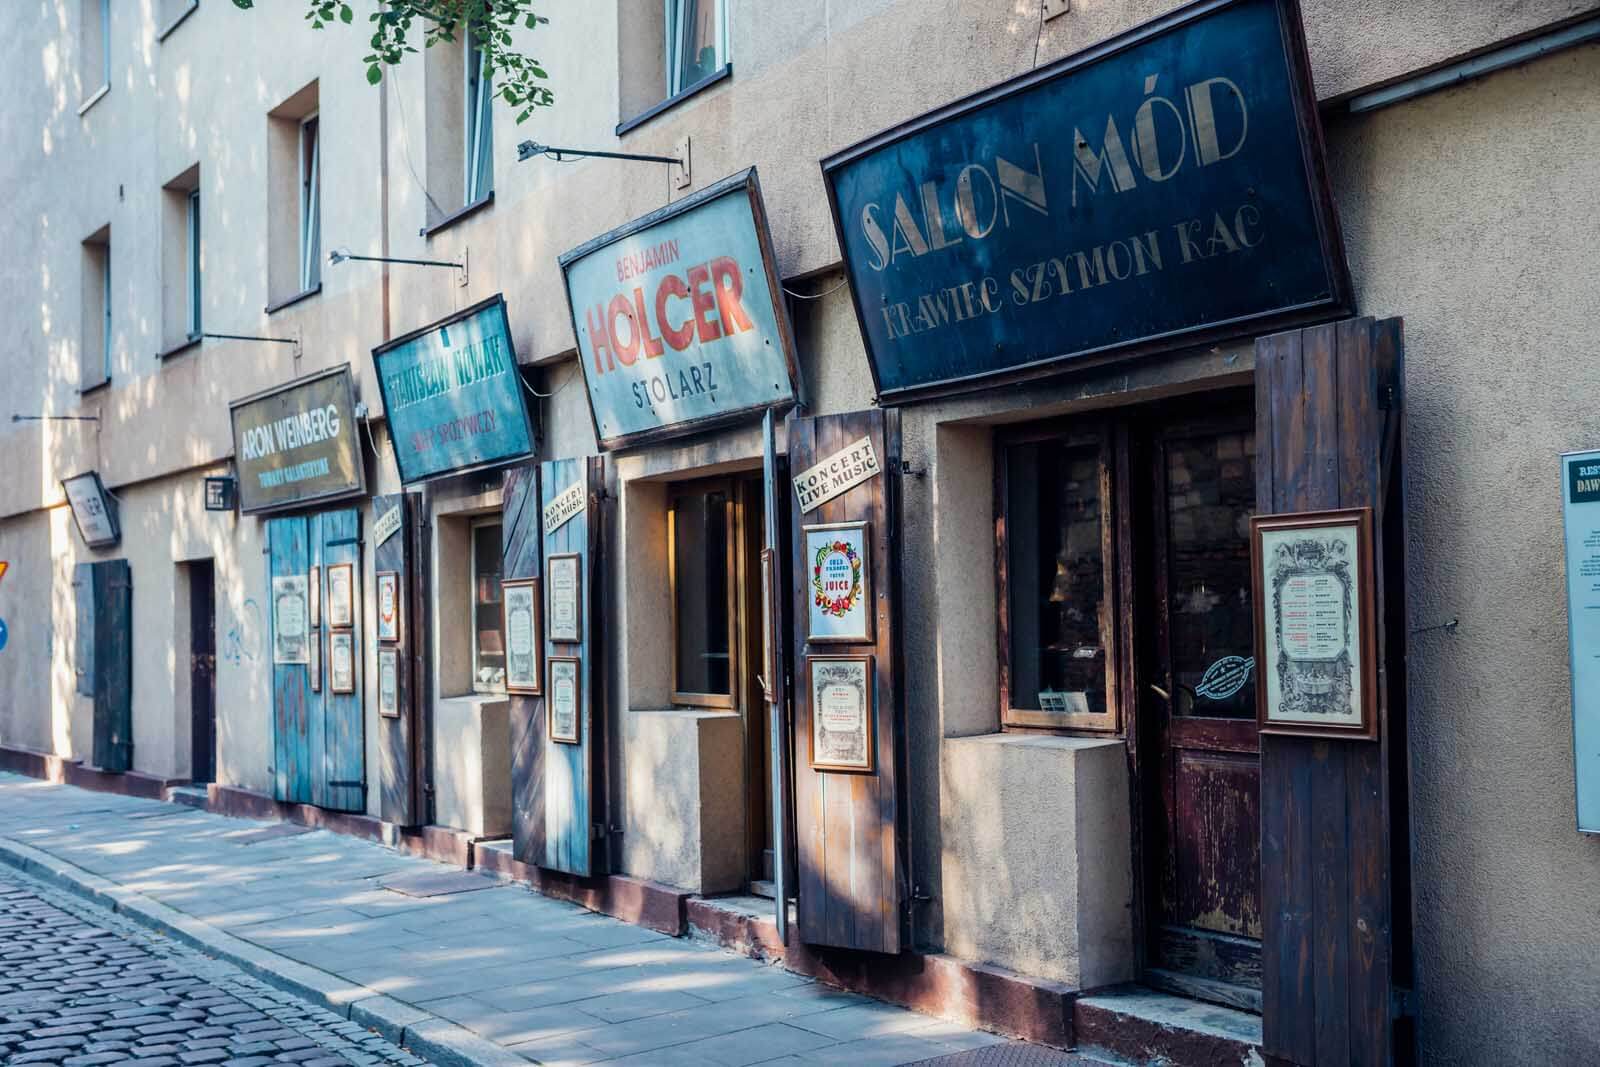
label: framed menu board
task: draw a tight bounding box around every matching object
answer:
[808,655,875,772]
[502,578,542,695]
[546,553,583,644]
[1251,508,1378,740]
[548,656,581,744]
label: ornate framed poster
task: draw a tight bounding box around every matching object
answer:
[328,630,356,694]
[309,565,321,628]
[271,575,309,665]
[327,563,355,629]
[377,647,399,717]
[502,578,542,695]
[309,629,322,692]
[808,655,875,772]
[376,571,401,643]
[805,521,873,644]
[546,553,583,644]
[1251,508,1378,740]
[548,656,581,744]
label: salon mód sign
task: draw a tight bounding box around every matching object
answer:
[560,168,799,450]
[823,0,1350,401]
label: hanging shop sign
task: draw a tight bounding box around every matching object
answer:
[1250,508,1378,741]
[61,471,121,548]
[1562,449,1600,833]
[372,294,537,485]
[822,0,1350,403]
[559,167,800,450]
[229,365,366,515]
[203,476,237,512]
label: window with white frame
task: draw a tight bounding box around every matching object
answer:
[79,0,110,106]
[464,34,494,206]
[160,164,202,354]
[186,187,202,339]
[471,519,506,693]
[299,114,321,291]
[665,0,727,97]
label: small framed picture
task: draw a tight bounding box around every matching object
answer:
[271,575,309,665]
[377,647,400,718]
[1251,507,1378,741]
[309,629,322,692]
[808,655,875,772]
[376,571,401,644]
[502,578,542,695]
[548,656,581,744]
[327,563,355,629]
[805,521,874,644]
[309,565,321,628]
[328,631,356,695]
[546,553,583,644]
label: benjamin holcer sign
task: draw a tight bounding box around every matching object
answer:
[229,365,366,515]
[823,0,1350,402]
[560,168,799,450]
[372,295,537,485]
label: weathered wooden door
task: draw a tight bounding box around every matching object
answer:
[788,408,903,953]
[189,560,217,784]
[269,508,366,812]
[504,457,605,875]
[1138,403,1263,1010]
[73,559,132,773]
[375,493,426,827]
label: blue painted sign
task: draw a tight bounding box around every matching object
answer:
[372,294,536,485]
[560,168,799,450]
[1562,449,1600,833]
[823,0,1349,402]
[0,618,8,652]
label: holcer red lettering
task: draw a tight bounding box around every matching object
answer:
[588,256,754,375]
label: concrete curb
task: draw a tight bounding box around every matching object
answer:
[0,836,527,1067]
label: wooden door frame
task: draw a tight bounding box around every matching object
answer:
[188,559,217,784]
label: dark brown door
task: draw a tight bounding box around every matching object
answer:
[189,560,217,784]
[1138,405,1262,1012]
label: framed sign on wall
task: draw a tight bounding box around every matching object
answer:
[808,655,875,772]
[328,631,356,695]
[309,629,322,692]
[502,577,542,695]
[548,656,581,744]
[326,563,355,629]
[376,571,401,643]
[546,553,583,644]
[805,522,874,644]
[377,647,399,717]
[1251,507,1378,740]
[271,575,309,665]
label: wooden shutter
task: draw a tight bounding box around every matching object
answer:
[1255,318,1407,1066]
[269,515,313,804]
[507,457,606,876]
[502,461,544,866]
[313,508,365,813]
[74,559,132,773]
[788,408,904,953]
[376,493,425,826]
[73,564,96,698]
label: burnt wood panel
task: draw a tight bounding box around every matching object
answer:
[503,462,546,867]
[788,408,903,954]
[376,493,424,826]
[89,560,133,773]
[1256,318,1403,1066]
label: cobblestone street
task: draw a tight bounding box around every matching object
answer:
[0,870,426,1066]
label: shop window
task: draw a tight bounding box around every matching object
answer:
[617,0,730,132]
[471,519,506,693]
[423,31,493,231]
[999,429,1119,732]
[267,82,321,309]
[79,0,110,110]
[159,165,202,355]
[668,480,736,707]
[80,226,111,392]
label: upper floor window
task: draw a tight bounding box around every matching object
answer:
[186,188,203,338]
[666,0,727,96]
[424,32,494,231]
[78,0,110,111]
[299,114,322,292]
[267,81,321,309]
[160,165,202,355]
[80,226,111,391]
[464,34,494,206]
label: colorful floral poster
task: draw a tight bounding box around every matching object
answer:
[805,522,872,644]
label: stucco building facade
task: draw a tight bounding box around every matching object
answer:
[2,2,1598,1064]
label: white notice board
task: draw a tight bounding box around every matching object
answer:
[1562,448,1600,833]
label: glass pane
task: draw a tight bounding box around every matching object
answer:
[673,487,731,697]
[1007,440,1107,717]
[668,0,720,94]
[1165,430,1256,718]
[472,522,505,691]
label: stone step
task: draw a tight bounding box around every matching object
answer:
[1072,987,1262,1067]
[167,784,209,809]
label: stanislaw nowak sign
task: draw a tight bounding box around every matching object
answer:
[560,168,799,450]
[822,0,1349,401]
[229,365,365,515]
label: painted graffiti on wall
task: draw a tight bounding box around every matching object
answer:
[222,597,263,668]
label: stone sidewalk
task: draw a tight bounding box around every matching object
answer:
[0,774,1014,1066]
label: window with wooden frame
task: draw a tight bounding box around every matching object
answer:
[470,517,506,693]
[668,479,737,707]
[998,424,1122,732]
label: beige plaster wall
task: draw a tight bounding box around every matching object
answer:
[1324,45,1600,1064]
[620,709,746,894]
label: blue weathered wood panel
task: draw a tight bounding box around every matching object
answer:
[315,508,366,813]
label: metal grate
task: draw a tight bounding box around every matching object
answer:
[907,1041,1109,1066]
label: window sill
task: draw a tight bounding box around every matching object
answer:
[616,64,732,137]
[156,335,202,361]
[77,377,112,397]
[157,0,199,42]
[423,192,494,239]
[77,84,110,117]
[265,283,322,316]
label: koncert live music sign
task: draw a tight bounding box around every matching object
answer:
[822,0,1350,402]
